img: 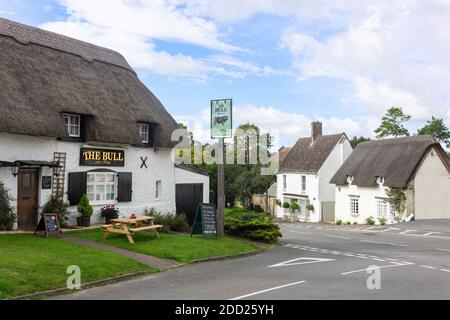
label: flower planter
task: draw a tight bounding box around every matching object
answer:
[76,216,91,227]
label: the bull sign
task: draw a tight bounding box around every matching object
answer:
[211,99,232,138]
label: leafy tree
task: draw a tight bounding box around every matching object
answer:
[0,181,16,230]
[417,117,450,146]
[374,107,411,138]
[350,136,370,148]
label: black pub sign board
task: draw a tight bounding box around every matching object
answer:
[191,203,218,238]
[35,214,62,238]
[80,148,125,167]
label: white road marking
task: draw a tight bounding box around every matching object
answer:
[268,257,335,268]
[290,231,314,235]
[324,234,351,240]
[342,262,413,275]
[421,265,437,270]
[358,239,410,247]
[399,229,417,235]
[230,281,306,300]
[423,232,441,236]
[436,248,450,253]
[439,269,450,273]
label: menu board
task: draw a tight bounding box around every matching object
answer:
[35,214,61,238]
[201,203,217,236]
[190,203,218,238]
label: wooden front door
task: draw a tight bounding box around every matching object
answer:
[17,169,39,229]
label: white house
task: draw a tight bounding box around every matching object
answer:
[330,135,450,224]
[276,122,353,222]
[0,18,208,230]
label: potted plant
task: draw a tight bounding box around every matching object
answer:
[274,199,282,207]
[290,202,299,212]
[282,202,290,209]
[76,194,93,227]
[100,205,119,224]
[306,203,314,212]
[0,181,16,231]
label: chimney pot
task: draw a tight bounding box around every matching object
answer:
[311,121,322,143]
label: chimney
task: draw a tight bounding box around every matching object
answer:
[311,121,322,144]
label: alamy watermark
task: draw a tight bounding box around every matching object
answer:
[171,127,280,175]
[66,265,81,290]
[366,265,381,290]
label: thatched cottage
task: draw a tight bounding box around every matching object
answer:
[330,135,450,224]
[0,18,208,229]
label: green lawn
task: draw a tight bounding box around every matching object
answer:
[68,229,263,263]
[0,235,153,299]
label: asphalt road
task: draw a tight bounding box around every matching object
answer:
[60,221,450,300]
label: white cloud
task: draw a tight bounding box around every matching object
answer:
[281,0,450,124]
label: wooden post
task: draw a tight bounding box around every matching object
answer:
[217,137,225,236]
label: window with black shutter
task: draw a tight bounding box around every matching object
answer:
[68,172,87,205]
[117,172,132,202]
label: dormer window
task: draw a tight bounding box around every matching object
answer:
[376,176,385,185]
[63,113,80,137]
[138,123,150,144]
[346,175,354,184]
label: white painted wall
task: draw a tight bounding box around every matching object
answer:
[412,147,450,219]
[335,183,394,224]
[0,133,176,228]
[174,167,210,203]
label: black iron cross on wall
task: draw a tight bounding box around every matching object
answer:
[140,156,148,169]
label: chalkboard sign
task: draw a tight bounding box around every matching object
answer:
[42,176,52,189]
[35,214,62,238]
[190,203,218,238]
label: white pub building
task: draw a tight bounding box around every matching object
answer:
[0,18,208,230]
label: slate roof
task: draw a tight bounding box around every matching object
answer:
[278,134,345,173]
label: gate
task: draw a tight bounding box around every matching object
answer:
[321,201,335,223]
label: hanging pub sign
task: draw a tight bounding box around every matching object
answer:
[79,148,125,167]
[211,99,232,138]
[191,203,218,239]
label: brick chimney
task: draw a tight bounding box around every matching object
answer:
[311,121,322,144]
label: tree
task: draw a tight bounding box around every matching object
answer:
[374,107,411,138]
[350,136,370,148]
[417,117,450,147]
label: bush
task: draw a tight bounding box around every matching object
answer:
[253,205,263,213]
[224,209,281,243]
[378,217,386,225]
[345,221,351,225]
[282,202,290,209]
[77,195,93,217]
[0,181,16,231]
[336,219,343,225]
[366,216,376,225]
[170,213,190,232]
[145,208,171,233]
[353,221,358,225]
[42,196,69,227]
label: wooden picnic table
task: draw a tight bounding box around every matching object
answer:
[102,216,162,244]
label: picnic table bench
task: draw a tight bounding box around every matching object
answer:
[102,216,162,244]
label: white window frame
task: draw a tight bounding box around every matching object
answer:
[377,199,389,218]
[86,172,117,204]
[138,123,150,144]
[155,180,162,200]
[283,175,287,190]
[349,196,359,216]
[63,113,81,137]
[301,175,306,193]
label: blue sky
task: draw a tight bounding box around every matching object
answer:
[2,0,449,148]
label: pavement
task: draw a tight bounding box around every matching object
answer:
[58,220,450,300]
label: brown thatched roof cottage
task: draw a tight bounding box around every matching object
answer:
[330,135,450,224]
[0,18,208,230]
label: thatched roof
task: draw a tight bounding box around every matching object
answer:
[0,18,177,147]
[278,133,345,173]
[330,135,450,188]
